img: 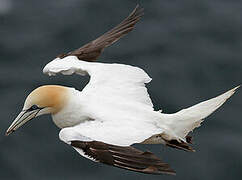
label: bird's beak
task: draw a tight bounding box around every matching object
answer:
[5,109,40,136]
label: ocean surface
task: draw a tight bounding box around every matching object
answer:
[0,0,241,180]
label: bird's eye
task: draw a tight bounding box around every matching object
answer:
[28,105,39,111]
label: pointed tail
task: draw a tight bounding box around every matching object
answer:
[159,86,239,146]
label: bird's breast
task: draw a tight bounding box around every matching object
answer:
[52,112,89,129]
[51,90,90,128]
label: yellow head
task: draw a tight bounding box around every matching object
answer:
[6,85,69,135]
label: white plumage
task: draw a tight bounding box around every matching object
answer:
[44,56,160,146]
[44,56,238,147]
[6,5,239,174]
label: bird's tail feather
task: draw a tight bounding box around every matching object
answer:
[145,86,240,151]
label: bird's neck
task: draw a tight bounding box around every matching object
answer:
[51,88,89,128]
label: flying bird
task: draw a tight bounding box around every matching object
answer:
[6,5,239,175]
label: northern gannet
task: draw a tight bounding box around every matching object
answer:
[6,5,239,175]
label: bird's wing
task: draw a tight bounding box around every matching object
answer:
[43,56,154,108]
[56,5,143,62]
[59,126,175,175]
[59,113,162,146]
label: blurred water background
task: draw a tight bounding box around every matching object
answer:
[0,0,241,180]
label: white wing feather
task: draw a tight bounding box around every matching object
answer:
[44,56,162,146]
[44,56,239,144]
[43,56,153,108]
[59,119,162,146]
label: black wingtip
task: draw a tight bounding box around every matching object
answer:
[57,4,145,62]
[132,4,144,18]
[165,138,195,152]
[71,140,175,175]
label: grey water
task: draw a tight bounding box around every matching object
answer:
[0,0,241,180]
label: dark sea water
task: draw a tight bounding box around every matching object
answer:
[0,0,241,180]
